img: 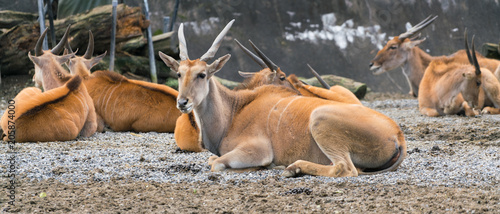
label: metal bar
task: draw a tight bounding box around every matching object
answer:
[47,0,56,48]
[37,0,48,50]
[163,16,170,33]
[109,0,118,71]
[144,0,157,83]
[168,0,180,32]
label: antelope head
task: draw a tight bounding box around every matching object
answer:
[159,20,234,113]
[235,39,294,90]
[369,15,437,75]
[28,25,75,88]
[65,30,107,76]
[460,31,483,109]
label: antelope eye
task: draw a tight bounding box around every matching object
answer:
[177,72,181,78]
[477,81,481,86]
[279,76,286,81]
[198,73,206,79]
[389,45,397,50]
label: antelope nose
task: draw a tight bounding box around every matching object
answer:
[178,98,189,107]
[369,62,374,68]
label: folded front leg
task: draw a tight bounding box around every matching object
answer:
[209,137,273,172]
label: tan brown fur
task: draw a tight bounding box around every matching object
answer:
[418,54,492,116]
[287,74,362,105]
[74,70,181,132]
[64,36,181,133]
[1,75,97,142]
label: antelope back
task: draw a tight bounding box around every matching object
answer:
[1,75,94,142]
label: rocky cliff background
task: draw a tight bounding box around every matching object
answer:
[2,0,499,93]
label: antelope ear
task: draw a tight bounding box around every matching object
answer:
[402,38,426,50]
[207,54,231,78]
[28,52,42,66]
[159,51,179,72]
[87,51,107,69]
[238,71,257,78]
[56,53,76,65]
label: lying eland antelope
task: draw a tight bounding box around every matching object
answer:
[418,32,496,116]
[160,19,406,177]
[63,31,181,133]
[1,75,97,142]
[1,26,98,142]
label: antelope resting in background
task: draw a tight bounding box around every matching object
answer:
[1,75,97,142]
[289,64,361,105]
[235,39,361,104]
[370,15,500,97]
[64,31,181,133]
[418,33,499,116]
[1,27,97,142]
[160,19,406,177]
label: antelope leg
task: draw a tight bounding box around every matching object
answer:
[209,137,273,172]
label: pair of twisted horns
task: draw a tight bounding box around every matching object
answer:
[398,15,438,41]
[178,19,235,62]
[65,30,95,59]
[35,25,71,56]
[464,30,481,75]
[234,39,279,72]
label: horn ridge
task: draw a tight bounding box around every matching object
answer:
[200,19,235,62]
[248,40,279,72]
[464,29,473,65]
[398,15,438,41]
[234,39,266,69]
[471,36,481,75]
[51,24,71,55]
[35,28,49,56]
[83,30,94,59]
[307,64,331,89]
[178,23,189,61]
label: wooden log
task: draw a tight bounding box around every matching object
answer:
[0,10,37,29]
[482,42,500,60]
[92,54,175,79]
[300,75,368,99]
[0,4,150,76]
[120,31,176,56]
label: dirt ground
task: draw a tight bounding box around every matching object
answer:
[1,75,499,213]
[2,178,497,213]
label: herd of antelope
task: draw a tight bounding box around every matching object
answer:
[1,15,498,177]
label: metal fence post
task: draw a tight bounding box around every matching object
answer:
[37,0,48,50]
[144,0,157,83]
[109,0,118,71]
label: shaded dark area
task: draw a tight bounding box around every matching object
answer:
[1,0,499,92]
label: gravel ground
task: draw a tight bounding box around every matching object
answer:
[0,78,499,213]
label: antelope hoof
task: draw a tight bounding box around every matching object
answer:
[481,107,492,114]
[465,108,480,117]
[211,162,226,172]
[208,155,219,166]
[282,165,301,177]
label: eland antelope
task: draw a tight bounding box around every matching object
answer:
[63,31,181,133]
[160,19,406,177]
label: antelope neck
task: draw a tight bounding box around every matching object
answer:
[193,78,251,156]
